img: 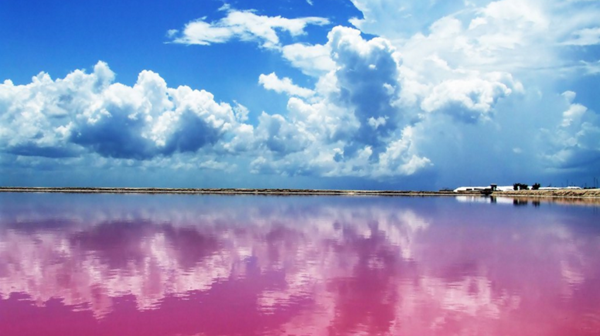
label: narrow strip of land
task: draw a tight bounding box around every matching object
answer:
[491,189,600,198]
[0,187,458,196]
[1,187,599,198]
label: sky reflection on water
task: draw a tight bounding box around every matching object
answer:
[0,194,599,336]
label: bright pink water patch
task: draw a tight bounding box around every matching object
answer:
[0,194,599,335]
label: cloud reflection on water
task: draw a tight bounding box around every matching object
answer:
[0,194,599,336]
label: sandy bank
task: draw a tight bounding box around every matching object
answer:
[492,189,600,198]
[1,187,599,199]
[0,187,459,197]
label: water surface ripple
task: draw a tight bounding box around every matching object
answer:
[0,194,599,335]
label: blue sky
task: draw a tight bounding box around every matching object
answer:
[1,0,599,190]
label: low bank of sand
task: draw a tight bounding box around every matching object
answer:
[1,187,599,199]
[492,189,600,198]
[0,187,457,196]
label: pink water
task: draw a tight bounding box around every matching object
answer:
[0,194,599,336]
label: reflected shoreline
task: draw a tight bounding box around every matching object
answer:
[457,195,600,207]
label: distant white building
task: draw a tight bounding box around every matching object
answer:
[454,185,582,192]
[453,186,489,192]
[453,184,512,192]
[495,186,515,192]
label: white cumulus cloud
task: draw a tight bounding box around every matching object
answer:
[542,91,600,170]
[258,73,314,97]
[281,43,336,76]
[171,9,329,49]
[0,62,243,160]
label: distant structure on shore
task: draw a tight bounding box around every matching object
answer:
[453,184,512,192]
[453,184,582,192]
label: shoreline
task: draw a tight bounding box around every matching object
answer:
[1,187,600,198]
[490,189,600,198]
[0,187,458,197]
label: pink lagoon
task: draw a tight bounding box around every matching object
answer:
[0,193,599,336]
